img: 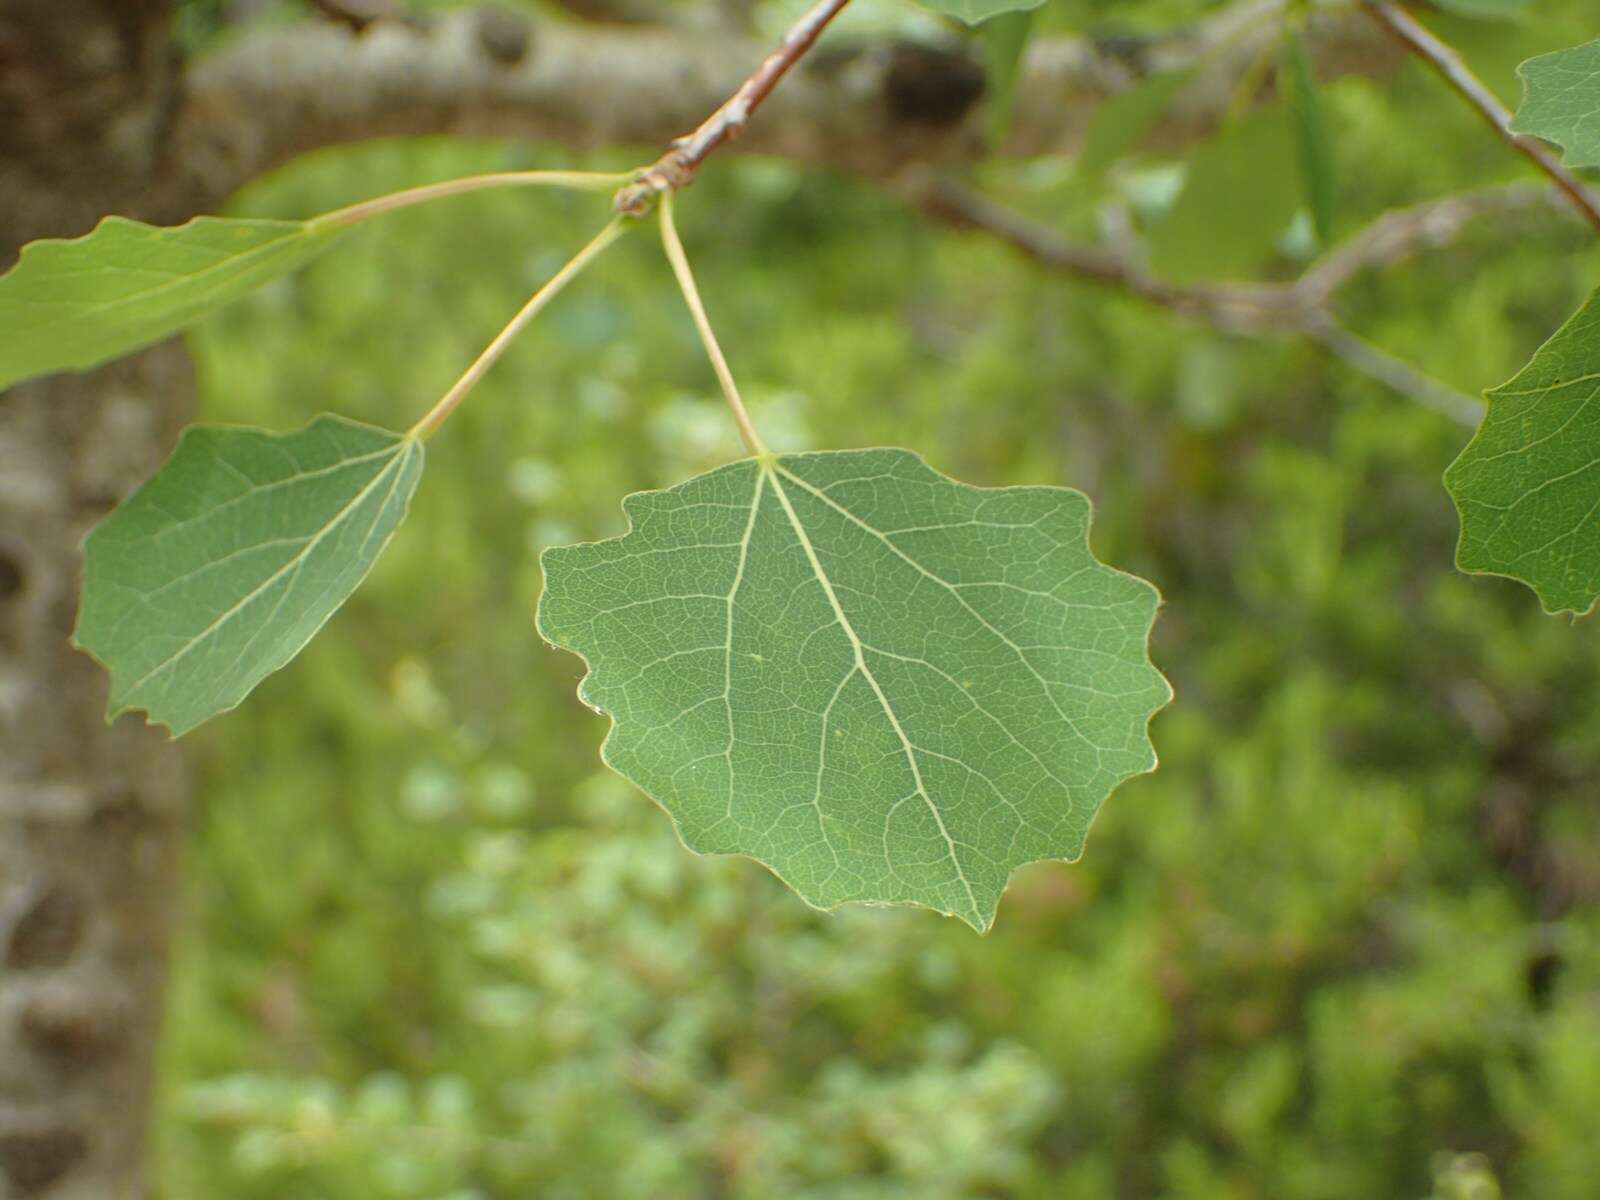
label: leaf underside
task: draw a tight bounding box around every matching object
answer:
[539,448,1171,931]
[74,415,424,736]
[1445,287,1600,615]
[0,215,341,390]
[1511,37,1600,168]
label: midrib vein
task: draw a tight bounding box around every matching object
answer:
[35,221,322,325]
[774,463,1097,755]
[720,468,765,819]
[119,441,417,702]
[762,463,979,920]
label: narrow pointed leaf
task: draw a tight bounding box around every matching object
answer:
[1078,69,1195,180]
[539,448,1170,931]
[0,215,343,390]
[1284,32,1338,244]
[74,415,424,735]
[1445,287,1600,615]
[1510,38,1600,168]
[983,9,1038,147]
[918,0,1045,27]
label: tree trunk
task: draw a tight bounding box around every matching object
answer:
[0,3,191,1197]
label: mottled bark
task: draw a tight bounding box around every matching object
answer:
[0,3,190,1198]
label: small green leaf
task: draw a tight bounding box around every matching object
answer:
[1283,32,1338,245]
[917,0,1046,27]
[1428,0,1528,19]
[1149,105,1300,284]
[1510,38,1600,168]
[1445,287,1600,615]
[74,415,424,735]
[983,8,1037,147]
[538,448,1170,931]
[0,215,343,390]
[1078,69,1195,180]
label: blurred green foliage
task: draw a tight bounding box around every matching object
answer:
[157,1,1600,1197]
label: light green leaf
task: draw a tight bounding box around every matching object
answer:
[1445,287,1600,615]
[1283,32,1338,245]
[1510,37,1600,168]
[1078,69,1195,180]
[1428,0,1528,19]
[538,448,1170,931]
[918,0,1046,27]
[0,215,343,390]
[74,414,424,736]
[1149,105,1300,284]
[983,8,1038,147]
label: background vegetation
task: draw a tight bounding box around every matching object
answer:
[155,1,1600,1195]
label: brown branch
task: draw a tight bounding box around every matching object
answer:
[911,175,1513,424]
[1359,1,1600,237]
[613,0,854,215]
[1295,180,1555,304]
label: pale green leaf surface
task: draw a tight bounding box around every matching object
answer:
[983,9,1037,146]
[1445,287,1600,615]
[0,215,342,390]
[1433,0,1529,17]
[1511,38,1600,168]
[75,415,424,736]
[1150,105,1300,284]
[918,0,1046,26]
[1284,33,1338,245]
[1078,70,1195,180]
[1429,0,1528,19]
[538,448,1170,931]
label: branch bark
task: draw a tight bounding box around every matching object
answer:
[156,2,1400,222]
[912,175,1565,425]
[0,4,190,1198]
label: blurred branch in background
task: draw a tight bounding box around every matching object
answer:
[911,177,1577,426]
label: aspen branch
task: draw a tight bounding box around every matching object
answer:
[1358,1,1600,237]
[613,0,855,215]
[909,176,1563,425]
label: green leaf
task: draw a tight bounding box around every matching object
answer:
[538,448,1170,931]
[1428,0,1528,19]
[74,415,424,736]
[1510,37,1600,168]
[983,8,1037,147]
[917,0,1046,27]
[1283,32,1338,245]
[0,215,343,390]
[1445,287,1600,616]
[1077,69,1195,180]
[1149,105,1300,284]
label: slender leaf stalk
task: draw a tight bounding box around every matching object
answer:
[1358,1,1600,236]
[658,193,769,459]
[313,170,635,231]
[409,217,628,441]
